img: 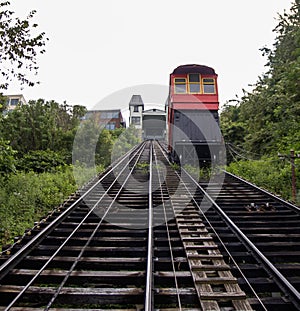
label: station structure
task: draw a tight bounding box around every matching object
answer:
[128,94,166,140]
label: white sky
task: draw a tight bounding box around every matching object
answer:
[6,0,293,111]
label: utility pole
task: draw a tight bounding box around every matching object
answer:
[278,150,299,202]
[291,149,296,202]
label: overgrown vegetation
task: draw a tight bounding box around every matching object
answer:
[1,1,299,250]
[1,99,87,156]
[226,158,295,201]
[0,99,140,249]
[0,168,77,246]
[183,164,212,181]
[0,3,141,249]
[221,0,300,203]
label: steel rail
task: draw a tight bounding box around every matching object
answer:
[224,170,300,213]
[152,142,183,309]
[145,141,154,311]
[183,168,300,309]
[0,142,144,281]
[2,143,147,310]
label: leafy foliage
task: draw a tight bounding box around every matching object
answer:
[0,1,47,89]
[0,96,135,248]
[220,103,246,148]
[73,122,139,168]
[0,1,142,248]
[0,168,77,247]
[18,150,66,173]
[72,164,105,189]
[0,92,7,112]
[0,99,87,157]
[183,164,212,181]
[0,138,16,175]
[0,98,137,248]
[227,158,297,202]
[111,125,141,162]
[221,1,300,156]
[72,119,103,167]
[220,1,300,202]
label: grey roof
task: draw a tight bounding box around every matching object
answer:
[129,95,144,107]
[172,64,216,75]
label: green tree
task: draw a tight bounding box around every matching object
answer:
[18,149,66,173]
[96,129,115,166]
[0,138,16,175]
[0,1,47,89]
[112,125,141,162]
[72,119,101,167]
[220,0,300,156]
[0,93,7,112]
[220,102,246,147]
[0,99,86,157]
[221,1,300,202]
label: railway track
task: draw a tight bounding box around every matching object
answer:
[0,141,299,310]
[196,171,300,310]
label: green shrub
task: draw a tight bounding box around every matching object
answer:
[0,167,77,248]
[17,149,67,173]
[72,163,105,188]
[227,157,298,202]
[0,139,17,175]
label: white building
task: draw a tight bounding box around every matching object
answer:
[5,94,27,111]
[129,94,167,141]
[129,95,144,131]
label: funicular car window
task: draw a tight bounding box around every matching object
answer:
[188,74,201,93]
[174,78,187,93]
[203,78,216,94]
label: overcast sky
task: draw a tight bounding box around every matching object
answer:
[6,0,293,111]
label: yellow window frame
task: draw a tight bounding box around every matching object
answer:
[202,78,216,94]
[188,74,201,94]
[174,78,187,94]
